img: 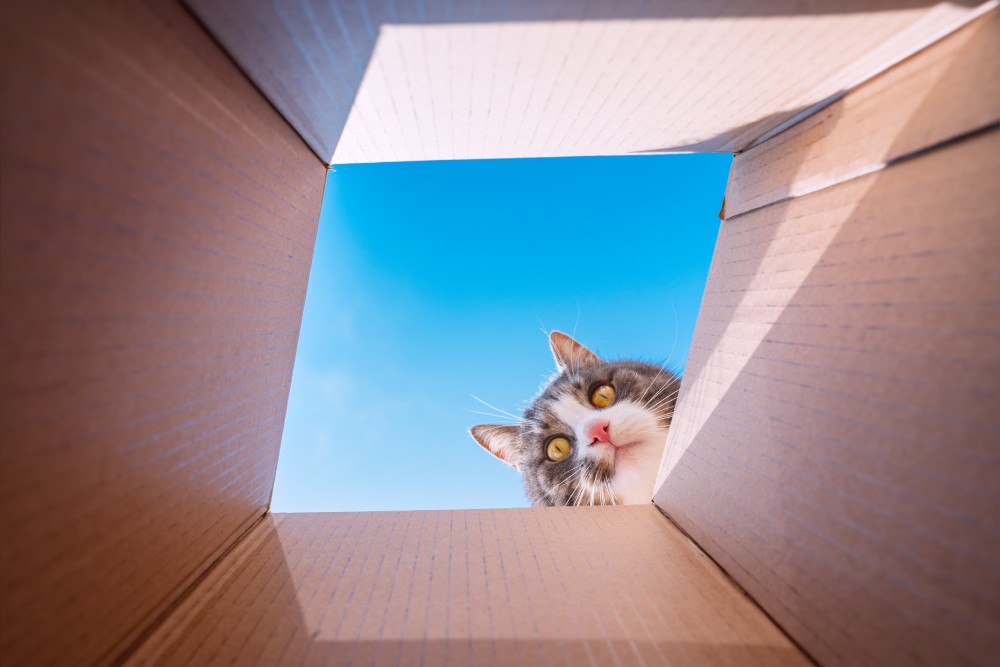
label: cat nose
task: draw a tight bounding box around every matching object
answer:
[586,419,612,445]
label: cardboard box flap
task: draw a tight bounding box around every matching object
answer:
[4,1,998,665]
[127,506,811,666]
[187,0,989,164]
[654,106,1000,666]
[725,9,1000,217]
[0,2,325,665]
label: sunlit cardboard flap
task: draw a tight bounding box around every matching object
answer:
[725,10,1000,217]
[187,0,987,163]
[655,11,1000,665]
[126,507,809,666]
[0,2,326,666]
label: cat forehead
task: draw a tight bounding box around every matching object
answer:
[544,362,649,396]
[536,368,606,408]
[549,390,598,426]
[524,361,672,424]
[530,370,611,425]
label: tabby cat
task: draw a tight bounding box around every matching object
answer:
[470,332,680,506]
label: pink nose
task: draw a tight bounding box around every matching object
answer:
[586,420,612,445]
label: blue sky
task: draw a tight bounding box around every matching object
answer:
[272,154,731,512]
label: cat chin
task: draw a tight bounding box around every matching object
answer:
[579,425,669,504]
[609,437,667,504]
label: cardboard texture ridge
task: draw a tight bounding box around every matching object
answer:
[1,1,997,666]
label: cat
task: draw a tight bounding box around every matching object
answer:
[470,331,680,506]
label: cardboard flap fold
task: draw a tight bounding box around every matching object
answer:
[725,9,1000,217]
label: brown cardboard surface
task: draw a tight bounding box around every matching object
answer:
[655,121,1000,667]
[127,506,810,667]
[0,2,325,666]
[4,1,998,665]
[186,0,986,163]
[726,9,1000,217]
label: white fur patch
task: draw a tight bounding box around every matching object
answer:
[550,392,668,504]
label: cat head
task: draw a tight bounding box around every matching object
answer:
[470,331,679,506]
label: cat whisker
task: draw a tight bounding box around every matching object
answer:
[552,464,585,492]
[635,354,679,404]
[645,383,680,409]
[636,367,669,404]
[649,400,678,418]
[647,388,680,413]
[598,480,611,506]
[666,300,679,371]
[470,395,522,422]
[576,474,590,505]
[536,316,549,339]
[650,399,678,415]
[461,408,523,423]
[647,379,678,400]
[553,465,588,506]
[573,478,589,507]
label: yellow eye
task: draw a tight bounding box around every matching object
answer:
[590,384,616,408]
[546,436,572,462]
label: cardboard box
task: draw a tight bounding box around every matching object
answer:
[1,2,996,665]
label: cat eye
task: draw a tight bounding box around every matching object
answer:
[590,384,616,408]
[545,436,572,462]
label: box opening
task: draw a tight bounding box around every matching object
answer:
[275,153,731,512]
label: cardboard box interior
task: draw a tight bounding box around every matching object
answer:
[1,2,996,666]
[188,0,987,164]
[1,2,327,664]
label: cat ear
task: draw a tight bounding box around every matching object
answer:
[549,331,600,373]
[470,424,521,470]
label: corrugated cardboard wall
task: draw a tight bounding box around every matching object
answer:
[0,2,325,665]
[127,506,809,667]
[4,2,997,666]
[655,12,999,667]
[187,0,984,163]
[724,9,1000,217]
